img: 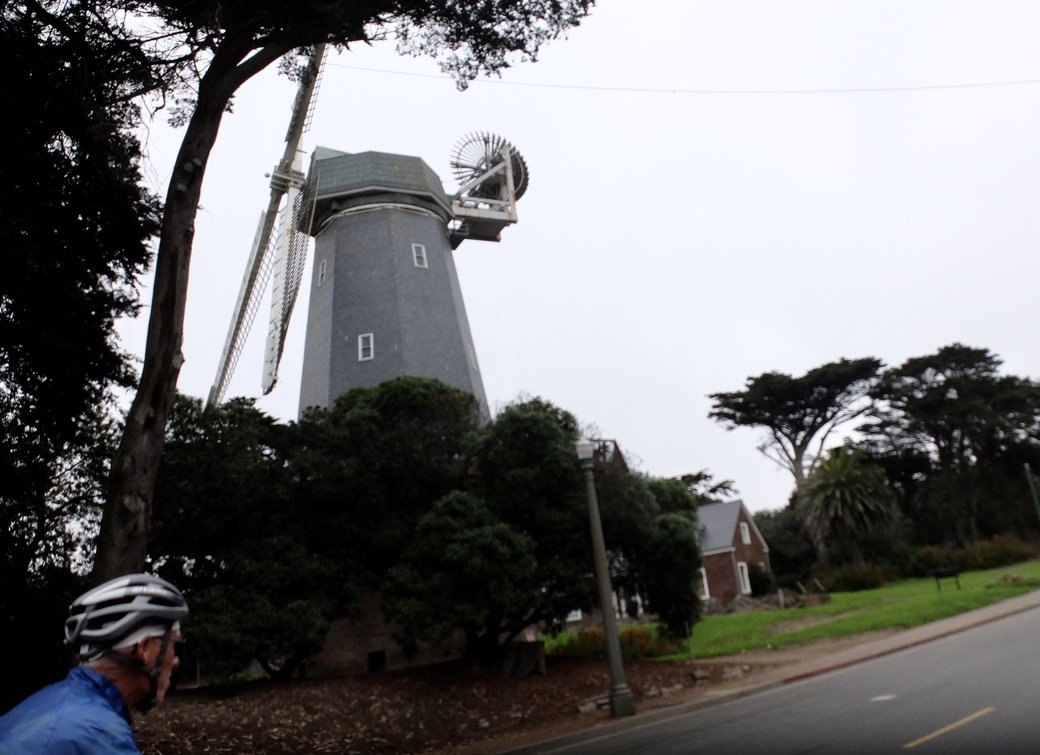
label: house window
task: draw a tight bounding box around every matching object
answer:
[737,561,751,595]
[358,333,374,361]
[698,567,709,599]
[740,521,751,545]
[412,243,428,268]
[317,258,327,286]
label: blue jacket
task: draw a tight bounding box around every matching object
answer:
[0,667,140,754]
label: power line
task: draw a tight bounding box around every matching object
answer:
[329,62,1040,95]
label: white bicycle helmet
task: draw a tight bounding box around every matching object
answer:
[65,573,189,661]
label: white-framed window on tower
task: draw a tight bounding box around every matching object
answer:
[358,333,374,361]
[317,258,328,286]
[740,521,751,545]
[412,243,428,268]
[737,561,752,595]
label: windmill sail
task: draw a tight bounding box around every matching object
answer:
[207,44,327,407]
[261,164,317,393]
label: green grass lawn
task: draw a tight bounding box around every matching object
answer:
[674,560,1040,660]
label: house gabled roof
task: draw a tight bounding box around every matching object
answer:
[697,499,769,555]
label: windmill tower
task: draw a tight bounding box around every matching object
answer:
[207,47,528,418]
[296,136,528,418]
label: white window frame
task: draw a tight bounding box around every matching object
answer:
[698,567,710,599]
[317,258,328,287]
[740,521,751,545]
[737,561,751,595]
[358,333,374,361]
[412,243,428,268]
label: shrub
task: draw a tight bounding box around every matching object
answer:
[905,536,1037,577]
[546,623,684,660]
[547,626,605,658]
[964,535,1037,570]
[908,545,965,576]
[748,564,777,596]
[618,625,661,660]
[815,562,894,592]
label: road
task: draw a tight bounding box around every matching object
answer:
[535,605,1040,754]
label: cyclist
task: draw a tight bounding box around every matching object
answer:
[0,573,188,754]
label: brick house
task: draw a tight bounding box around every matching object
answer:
[697,499,771,602]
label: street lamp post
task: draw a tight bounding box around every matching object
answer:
[576,439,636,718]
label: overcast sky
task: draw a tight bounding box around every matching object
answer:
[126,1,1040,513]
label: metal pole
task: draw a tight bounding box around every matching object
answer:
[1025,463,1040,531]
[580,460,636,717]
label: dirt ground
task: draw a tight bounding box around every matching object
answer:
[136,631,898,754]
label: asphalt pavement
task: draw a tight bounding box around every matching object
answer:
[504,588,1040,754]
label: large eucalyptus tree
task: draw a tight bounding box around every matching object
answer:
[709,357,883,486]
[860,344,1040,543]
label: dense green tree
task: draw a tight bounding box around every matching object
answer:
[182,537,339,680]
[293,377,480,582]
[592,459,659,610]
[1,1,157,570]
[859,344,1040,544]
[149,395,342,679]
[589,465,704,630]
[1,2,157,471]
[647,477,699,516]
[623,476,704,633]
[153,380,477,677]
[153,384,706,671]
[752,506,815,584]
[1,3,159,708]
[0,398,118,712]
[385,398,705,657]
[87,0,594,581]
[151,395,292,566]
[634,512,702,635]
[797,446,897,565]
[382,492,541,662]
[451,398,593,659]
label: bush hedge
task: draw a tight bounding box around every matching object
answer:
[815,562,897,592]
[907,535,1038,576]
[546,623,686,661]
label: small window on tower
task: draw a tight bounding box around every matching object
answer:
[317,259,328,286]
[358,333,374,361]
[412,243,428,268]
[740,521,751,545]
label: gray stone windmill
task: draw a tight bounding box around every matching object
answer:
[208,47,527,419]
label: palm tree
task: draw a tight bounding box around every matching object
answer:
[798,446,896,564]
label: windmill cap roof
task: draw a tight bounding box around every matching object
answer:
[305,148,453,232]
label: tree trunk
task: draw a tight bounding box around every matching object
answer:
[463,625,503,667]
[793,479,827,566]
[92,45,281,581]
[803,515,828,567]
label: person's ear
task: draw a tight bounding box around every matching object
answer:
[134,637,156,664]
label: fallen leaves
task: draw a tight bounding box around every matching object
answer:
[136,657,749,754]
